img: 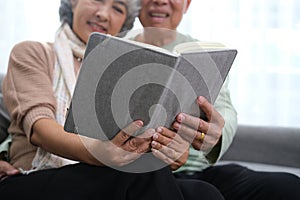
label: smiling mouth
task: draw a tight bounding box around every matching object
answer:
[150,13,169,18]
[88,22,107,33]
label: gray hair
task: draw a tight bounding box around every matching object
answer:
[59,0,141,34]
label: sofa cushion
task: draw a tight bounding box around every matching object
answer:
[217,160,300,177]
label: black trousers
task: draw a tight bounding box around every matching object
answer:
[0,163,224,200]
[174,163,300,200]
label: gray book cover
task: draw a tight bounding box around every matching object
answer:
[64,32,237,141]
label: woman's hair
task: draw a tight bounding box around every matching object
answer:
[59,0,141,34]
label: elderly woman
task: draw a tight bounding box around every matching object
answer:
[4,0,151,173]
[0,0,206,199]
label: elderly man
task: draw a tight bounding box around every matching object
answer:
[136,0,300,199]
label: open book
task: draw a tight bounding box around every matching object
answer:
[64,32,237,140]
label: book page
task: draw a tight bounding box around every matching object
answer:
[173,41,226,54]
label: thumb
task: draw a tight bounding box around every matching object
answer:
[7,169,20,175]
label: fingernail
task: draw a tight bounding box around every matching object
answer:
[156,127,163,133]
[153,133,159,140]
[135,120,143,126]
[151,141,157,147]
[151,148,157,153]
[177,114,184,122]
[198,96,204,103]
[173,122,180,130]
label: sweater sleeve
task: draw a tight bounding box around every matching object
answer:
[2,41,56,141]
[206,77,238,163]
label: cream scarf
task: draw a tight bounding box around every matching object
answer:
[32,24,85,170]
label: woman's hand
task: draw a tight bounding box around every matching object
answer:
[32,118,153,168]
[82,120,154,167]
[151,127,190,171]
[173,96,224,153]
[0,160,20,180]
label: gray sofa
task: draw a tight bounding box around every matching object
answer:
[0,73,300,177]
[219,125,300,177]
[0,74,10,144]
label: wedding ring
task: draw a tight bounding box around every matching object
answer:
[199,132,205,142]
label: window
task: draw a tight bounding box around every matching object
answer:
[0,0,60,75]
[175,0,300,128]
[1,0,299,128]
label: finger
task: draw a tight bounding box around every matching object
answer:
[136,128,155,139]
[135,129,155,153]
[194,131,206,142]
[173,121,209,143]
[197,96,213,120]
[151,135,186,157]
[156,127,177,139]
[159,145,180,161]
[122,129,153,153]
[112,120,143,146]
[152,131,173,146]
[157,127,185,144]
[198,96,225,127]
[136,140,152,153]
[173,122,194,142]
[176,113,203,131]
[151,140,162,150]
[192,124,217,151]
[151,148,174,165]
[151,130,180,149]
[191,132,206,151]
[122,137,139,152]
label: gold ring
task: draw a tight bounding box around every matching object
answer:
[199,132,205,142]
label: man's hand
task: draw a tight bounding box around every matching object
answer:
[173,96,224,153]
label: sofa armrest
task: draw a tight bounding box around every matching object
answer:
[0,73,10,143]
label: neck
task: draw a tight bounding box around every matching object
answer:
[74,55,82,63]
[135,27,177,47]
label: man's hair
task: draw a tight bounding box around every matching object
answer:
[59,0,141,34]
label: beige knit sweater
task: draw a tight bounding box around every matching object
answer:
[3,41,58,170]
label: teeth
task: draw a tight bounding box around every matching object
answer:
[91,23,105,31]
[151,13,167,17]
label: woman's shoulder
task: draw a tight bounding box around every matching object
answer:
[12,40,54,56]
[9,41,56,76]
[10,41,55,68]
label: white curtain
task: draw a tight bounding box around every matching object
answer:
[176,0,300,128]
[0,0,60,74]
[1,0,299,128]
